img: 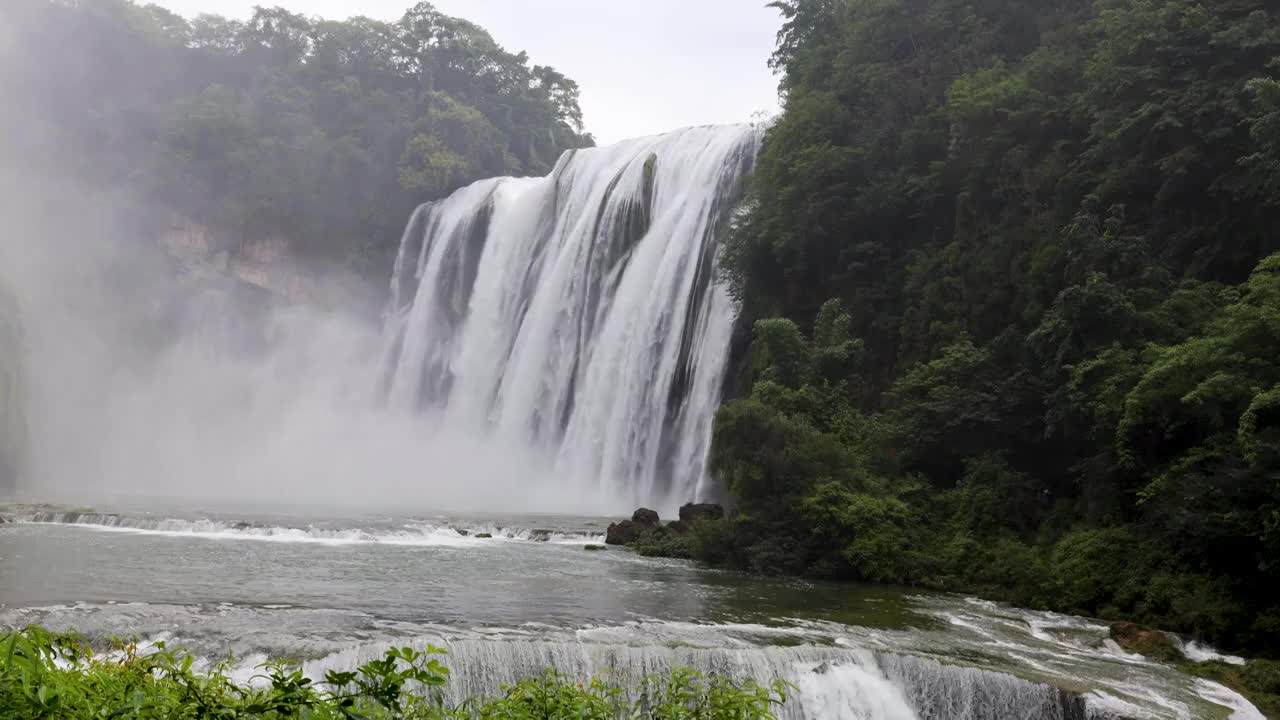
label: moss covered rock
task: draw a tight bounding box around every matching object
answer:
[1110,622,1184,662]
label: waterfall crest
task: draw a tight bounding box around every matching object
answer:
[380,126,760,511]
[306,640,1091,720]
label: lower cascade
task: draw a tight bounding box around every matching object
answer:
[306,640,1089,720]
[378,126,760,512]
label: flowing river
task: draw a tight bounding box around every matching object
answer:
[0,507,1262,719]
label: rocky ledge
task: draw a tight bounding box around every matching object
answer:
[605,503,725,557]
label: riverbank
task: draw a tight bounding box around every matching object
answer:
[609,505,1278,717]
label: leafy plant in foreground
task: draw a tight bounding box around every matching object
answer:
[0,627,791,719]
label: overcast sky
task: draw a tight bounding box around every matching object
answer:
[153,0,783,145]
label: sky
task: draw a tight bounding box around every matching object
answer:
[153,0,783,145]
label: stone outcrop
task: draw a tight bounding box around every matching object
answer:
[605,508,661,545]
[607,504,726,546]
[1110,622,1183,662]
[677,503,724,528]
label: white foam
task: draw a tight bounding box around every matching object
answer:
[1194,679,1266,720]
[1178,638,1247,666]
[1085,690,1160,719]
[13,515,602,547]
[794,655,919,720]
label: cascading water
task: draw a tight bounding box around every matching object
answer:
[0,282,24,494]
[379,125,759,512]
[305,640,1089,720]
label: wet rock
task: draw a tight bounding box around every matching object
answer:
[0,514,7,524]
[606,508,662,545]
[605,522,636,545]
[456,529,469,536]
[474,532,492,539]
[529,529,553,542]
[678,503,723,525]
[1110,622,1183,662]
[584,544,607,551]
[658,503,725,535]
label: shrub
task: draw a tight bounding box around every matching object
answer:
[0,627,791,720]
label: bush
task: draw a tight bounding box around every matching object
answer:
[629,526,693,559]
[0,627,791,720]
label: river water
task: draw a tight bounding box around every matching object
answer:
[0,506,1263,719]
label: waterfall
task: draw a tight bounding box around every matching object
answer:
[302,640,1093,720]
[0,282,25,495]
[380,126,760,512]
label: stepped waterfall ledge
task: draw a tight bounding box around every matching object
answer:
[379,126,760,512]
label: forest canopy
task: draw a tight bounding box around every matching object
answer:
[701,0,1280,656]
[0,0,593,276]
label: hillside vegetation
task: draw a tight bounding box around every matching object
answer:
[698,0,1280,656]
[0,0,592,277]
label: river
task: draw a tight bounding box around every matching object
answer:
[0,505,1262,719]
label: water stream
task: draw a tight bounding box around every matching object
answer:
[0,510,1262,719]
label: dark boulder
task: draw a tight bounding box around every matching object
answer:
[678,503,723,525]
[605,521,639,545]
[606,508,662,545]
[474,532,493,539]
[584,544,607,551]
[664,503,725,534]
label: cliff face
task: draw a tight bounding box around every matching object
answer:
[158,221,311,302]
[0,283,25,495]
[157,219,381,318]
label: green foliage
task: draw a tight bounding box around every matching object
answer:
[630,526,694,559]
[798,482,919,584]
[703,0,1280,656]
[0,627,790,720]
[2,0,593,275]
[1186,659,1280,718]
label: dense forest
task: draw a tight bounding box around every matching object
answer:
[685,0,1280,657]
[0,0,592,277]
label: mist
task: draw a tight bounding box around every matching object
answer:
[0,172,593,515]
[0,0,755,518]
[0,0,609,515]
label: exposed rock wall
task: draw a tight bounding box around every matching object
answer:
[157,219,379,316]
[158,220,312,302]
